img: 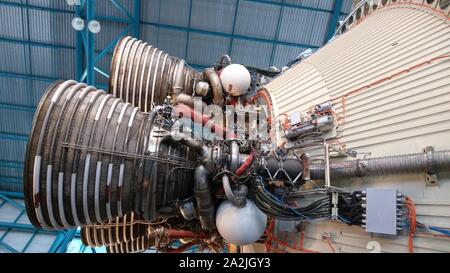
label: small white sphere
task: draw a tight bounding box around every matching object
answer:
[220,64,251,96]
[88,20,101,34]
[216,199,267,245]
[71,17,85,31]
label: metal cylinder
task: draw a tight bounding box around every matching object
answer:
[24,80,198,230]
[194,165,215,230]
[258,149,450,181]
[310,150,450,179]
[109,36,202,112]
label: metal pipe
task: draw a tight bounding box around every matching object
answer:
[204,68,224,106]
[222,175,247,208]
[173,59,186,95]
[194,165,215,230]
[160,134,207,159]
[324,143,330,187]
[81,213,150,247]
[175,93,207,109]
[310,150,450,179]
[229,141,240,172]
[236,152,254,176]
[173,103,233,139]
[259,150,450,181]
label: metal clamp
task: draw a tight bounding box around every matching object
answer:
[424,146,438,186]
[331,192,339,220]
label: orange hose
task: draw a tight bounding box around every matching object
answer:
[405,197,416,253]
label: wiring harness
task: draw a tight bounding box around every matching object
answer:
[255,178,364,225]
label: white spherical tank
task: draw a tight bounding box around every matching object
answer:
[216,199,267,245]
[220,64,251,96]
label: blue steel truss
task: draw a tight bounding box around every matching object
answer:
[75,0,141,86]
[0,192,76,253]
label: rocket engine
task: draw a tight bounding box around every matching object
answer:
[24,0,450,253]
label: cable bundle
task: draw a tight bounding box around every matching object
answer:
[255,182,331,221]
[336,192,364,226]
[404,196,416,253]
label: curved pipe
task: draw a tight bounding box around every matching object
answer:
[166,229,208,239]
[173,59,186,95]
[222,175,247,208]
[175,93,207,109]
[204,68,224,106]
[229,141,240,173]
[173,103,234,139]
[194,165,215,230]
[161,134,207,159]
[236,152,254,176]
[217,54,232,68]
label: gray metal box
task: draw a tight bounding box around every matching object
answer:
[365,188,398,235]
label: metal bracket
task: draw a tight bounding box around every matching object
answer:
[424,146,439,186]
[300,152,310,181]
[331,192,339,220]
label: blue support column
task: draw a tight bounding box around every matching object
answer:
[86,0,96,85]
[75,2,84,81]
[326,0,344,42]
[133,0,141,38]
[56,230,77,253]
[75,0,141,86]
[228,0,240,57]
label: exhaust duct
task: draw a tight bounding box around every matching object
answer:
[23,80,198,230]
[109,36,202,112]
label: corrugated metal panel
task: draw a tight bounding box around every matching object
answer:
[187,33,231,66]
[309,11,331,46]
[278,7,318,46]
[0,77,32,106]
[140,24,159,43]
[235,1,281,40]
[139,0,353,68]
[231,39,273,67]
[0,42,27,74]
[141,0,161,23]
[0,108,33,136]
[191,0,237,34]
[157,28,188,58]
[28,8,75,47]
[30,46,75,79]
[341,0,353,14]
[0,5,24,40]
[272,44,308,67]
[95,21,131,51]
[26,0,75,11]
[95,0,135,18]
[0,139,27,163]
[159,0,190,27]
[265,2,450,253]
